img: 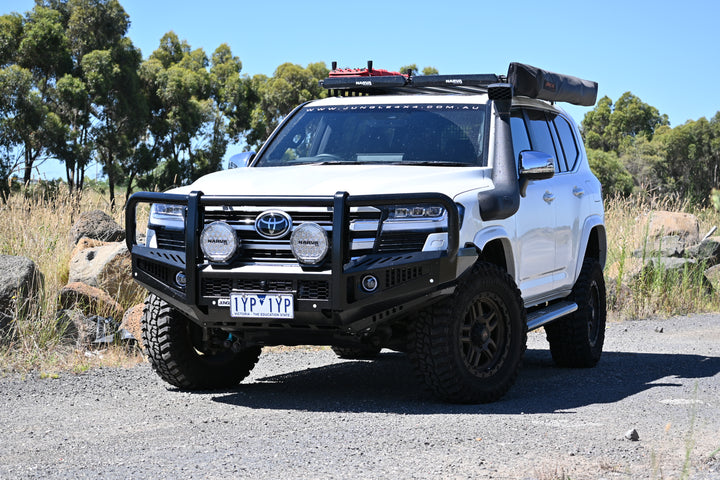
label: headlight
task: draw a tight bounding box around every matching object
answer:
[200,221,238,262]
[381,204,448,233]
[149,203,185,228]
[290,223,329,264]
[386,205,446,221]
[150,203,185,218]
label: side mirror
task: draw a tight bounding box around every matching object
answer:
[518,151,554,197]
[228,151,256,169]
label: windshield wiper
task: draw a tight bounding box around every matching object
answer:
[306,160,359,165]
[392,161,475,167]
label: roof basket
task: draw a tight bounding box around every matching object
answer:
[320,61,598,106]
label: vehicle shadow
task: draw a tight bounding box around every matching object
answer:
[210,348,720,414]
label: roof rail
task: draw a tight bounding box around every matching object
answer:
[320,61,598,107]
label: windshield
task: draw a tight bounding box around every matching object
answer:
[255,103,487,167]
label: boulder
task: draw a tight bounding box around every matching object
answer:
[637,257,713,294]
[632,235,686,259]
[0,255,43,341]
[57,282,124,321]
[68,242,142,305]
[645,256,698,272]
[69,237,110,262]
[686,236,720,267]
[120,303,145,346]
[56,309,96,346]
[705,264,720,292]
[68,210,125,246]
[644,211,700,244]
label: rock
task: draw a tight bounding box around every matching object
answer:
[68,210,125,246]
[120,303,144,346]
[632,257,713,294]
[705,264,720,292]
[0,255,44,342]
[632,235,685,259]
[57,282,124,321]
[686,236,720,267]
[68,242,143,305]
[56,309,96,346]
[645,211,700,244]
[645,256,697,272]
[69,237,110,262]
[625,428,640,441]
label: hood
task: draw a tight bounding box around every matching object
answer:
[174,165,492,199]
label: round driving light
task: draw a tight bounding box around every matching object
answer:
[290,222,329,264]
[175,271,187,288]
[200,221,237,262]
[361,275,378,292]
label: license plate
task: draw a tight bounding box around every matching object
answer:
[230,293,294,319]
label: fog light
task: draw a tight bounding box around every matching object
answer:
[200,221,237,262]
[290,223,329,264]
[361,275,378,292]
[175,271,187,288]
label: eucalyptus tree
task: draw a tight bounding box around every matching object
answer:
[246,62,328,150]
[82,36,147,208]
[138,33,254,190]
[6,6,72,185]
[138,32,214,189]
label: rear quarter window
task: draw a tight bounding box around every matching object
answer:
[553,116,580,171]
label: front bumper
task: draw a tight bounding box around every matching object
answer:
[126,190,473,335]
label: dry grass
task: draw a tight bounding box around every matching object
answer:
[604,192,720,320]
[0,183,144,373]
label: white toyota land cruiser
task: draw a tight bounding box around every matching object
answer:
[126,62,606,403]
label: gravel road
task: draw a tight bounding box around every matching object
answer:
[1,314,719,480]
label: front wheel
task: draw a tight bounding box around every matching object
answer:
[409,263,527,403]
[142,295,261,390]
[545,258,606,367]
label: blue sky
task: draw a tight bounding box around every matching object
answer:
[4,0,719,180]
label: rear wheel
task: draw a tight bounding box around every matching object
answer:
[409,263,526,403]
[545,258,606,367]
[142,294,261,389]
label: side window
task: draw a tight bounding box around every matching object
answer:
[525,109,560,173]
[545,111,567,172]
[553,116,580,171]
[510,110,531,163]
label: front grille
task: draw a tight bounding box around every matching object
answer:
[377,232,428,252]
[152,204,439,264]
[205,207,334,265]
[298,280,330,300]
[200,278,329,300]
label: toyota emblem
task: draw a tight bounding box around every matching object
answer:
[255,210,292,239]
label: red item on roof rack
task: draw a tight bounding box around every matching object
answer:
[328,60,407,78]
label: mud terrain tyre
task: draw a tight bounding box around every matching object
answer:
[142,294,261,390]
[409,263,526,403]
[545,258,606,368]
[331,345,382,360]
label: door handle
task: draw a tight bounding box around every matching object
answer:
[543,192,555,203]
[573,186,585,197]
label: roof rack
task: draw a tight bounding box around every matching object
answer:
[320,61,598,107]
